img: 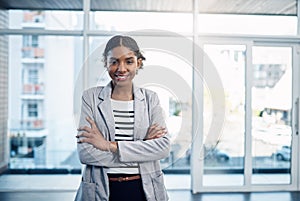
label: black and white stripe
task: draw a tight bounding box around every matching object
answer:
[108,99,139,174]
[111,101,134,141]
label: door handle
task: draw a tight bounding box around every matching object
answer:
[295,97,299,135]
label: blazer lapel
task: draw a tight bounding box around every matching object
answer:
[97,83,115,141]
[133,85,148,140]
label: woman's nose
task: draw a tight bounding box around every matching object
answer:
[118,62,126,71]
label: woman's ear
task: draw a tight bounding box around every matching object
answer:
[137,58,142,69]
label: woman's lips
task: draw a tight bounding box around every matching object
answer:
[115,74,129,81]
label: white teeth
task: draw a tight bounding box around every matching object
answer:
[116,75,127,78]
[115,74,128,80]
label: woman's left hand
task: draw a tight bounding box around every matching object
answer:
[145,124,167,140]
[76,116,110,151]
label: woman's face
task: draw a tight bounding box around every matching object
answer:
[106,46,141,87]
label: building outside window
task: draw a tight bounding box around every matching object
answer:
[27,102,38,117]
[27,69,38,84]
[23,35,38,47]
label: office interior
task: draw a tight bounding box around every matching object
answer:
[1,0,300,200]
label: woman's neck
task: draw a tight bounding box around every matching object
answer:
[111,84,133,101]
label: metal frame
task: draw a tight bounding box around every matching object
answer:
[83,0,90,90]
[191,0,202,194]
[244,41,253,189]
[292,42,300,190]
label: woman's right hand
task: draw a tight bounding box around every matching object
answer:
[77,116,110,151]
[145,124,167,140]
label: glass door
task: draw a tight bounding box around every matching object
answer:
[251,44,296,187]
[192,39,300,192]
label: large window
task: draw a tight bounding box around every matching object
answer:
[9,31,83,169]
[4,1,300,193]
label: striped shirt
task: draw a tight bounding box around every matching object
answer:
[107,99,139,174]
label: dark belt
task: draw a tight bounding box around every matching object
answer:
[108,174,141,182]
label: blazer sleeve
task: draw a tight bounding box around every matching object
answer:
[117,91,171,163]
[77,89,135,167]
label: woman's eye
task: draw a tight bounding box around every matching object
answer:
[110,60,118,65]
[126,60,134,65]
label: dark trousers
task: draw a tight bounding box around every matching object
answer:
[108,174,147,201]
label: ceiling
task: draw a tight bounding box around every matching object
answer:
[0,0,297,16]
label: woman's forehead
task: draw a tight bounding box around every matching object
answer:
[107,46,136,59]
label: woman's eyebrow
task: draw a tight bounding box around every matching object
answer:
[109,56,134,60]
[109,57,118,61]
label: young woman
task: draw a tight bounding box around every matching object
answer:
[75,35,170,201]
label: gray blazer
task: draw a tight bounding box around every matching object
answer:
[75,82,171,201]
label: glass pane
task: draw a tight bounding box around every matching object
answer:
[9,35,82,170]
[252,46,292,184]
[90,11,192,33]
[198,14,297,35]
[9,10,83,30]
[203,44,246,186]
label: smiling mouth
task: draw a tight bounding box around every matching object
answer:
[115,74,129,81]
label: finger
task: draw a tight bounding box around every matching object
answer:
[149,124,158,130]
[77,137,91,144]
[77,125,92,133]
[86,116,97,129]
[153,131,165,138]
[148,124,158,133]
[147,133,155,139]
[149,131,163,138]
[147,133,163,140]
[146,129,158,139]
[158,126,166,131]
[155,129,168,136]
[153,125,164,130]
[154,134,164,139]
[153,127,164,133]
[150,123,159,128]
[159,129,168,135]
[148,128,165,139]
[76,132,92,138]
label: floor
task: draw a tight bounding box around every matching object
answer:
[0,174,299,201]
[0,191,300,201]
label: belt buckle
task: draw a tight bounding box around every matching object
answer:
[117,176,129,182]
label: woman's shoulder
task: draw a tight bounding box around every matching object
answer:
[142,87,156,95]
[136,87,160,105]
[82,86,104,99]
[83,86,104,94]
[135,86,157,98]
